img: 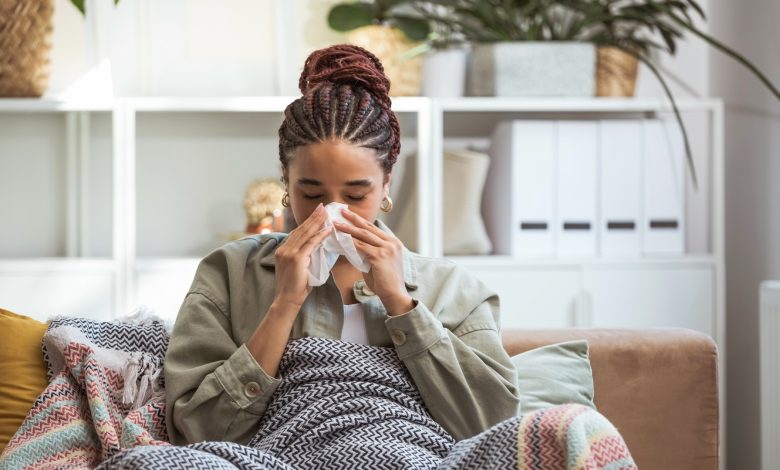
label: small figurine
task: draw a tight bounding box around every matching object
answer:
[243,178,286,235]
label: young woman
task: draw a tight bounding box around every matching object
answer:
[164,44,520,446]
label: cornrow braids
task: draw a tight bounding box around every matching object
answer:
[278,44,401,177]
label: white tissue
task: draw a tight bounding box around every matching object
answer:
[307,202,371,286]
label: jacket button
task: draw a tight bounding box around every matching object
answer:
[391,329,407,346]
[244,381,262,398]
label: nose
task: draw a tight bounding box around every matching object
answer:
[322,195,349,207]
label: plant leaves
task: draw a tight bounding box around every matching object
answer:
[328,3,376,32]
[637,52,698,188]
[70,0,85,16]
[393,15,431,41]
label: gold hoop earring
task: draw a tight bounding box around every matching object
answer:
[380,196,393,213]
[281,192,290,208]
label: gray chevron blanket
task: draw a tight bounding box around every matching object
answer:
[3,317,636,469]
[99,337,635,469]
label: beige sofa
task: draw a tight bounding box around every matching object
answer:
[503,328,720,470]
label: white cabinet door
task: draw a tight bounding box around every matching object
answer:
[0,269,115,321]
[583,265,714,335]
[465,266,581,329]
[135,260,200,324]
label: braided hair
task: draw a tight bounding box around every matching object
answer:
[278,44,401,178]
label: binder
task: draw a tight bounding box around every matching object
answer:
[599,120,642,257]
[511,121,556,257]
[556,121,598,257]
[642,119,685,254]
[486,121,556,257]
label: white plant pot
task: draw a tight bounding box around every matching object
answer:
[421,47,468,98]
[467,41,595,97]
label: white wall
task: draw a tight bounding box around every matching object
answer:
[708,1,780,469]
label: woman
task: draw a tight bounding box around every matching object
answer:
[164,44,520,446]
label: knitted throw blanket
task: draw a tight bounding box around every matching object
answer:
[100,338,636,469]
[0,315,171,469]
[1,322,636,469]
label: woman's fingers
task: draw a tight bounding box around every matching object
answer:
[351,238,378,258]
[339,208,391,241]
[333,220,385,247]
[298,226,332,256]
[287,204,326,246]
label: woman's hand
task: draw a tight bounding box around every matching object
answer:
[272,203,331,311]
[333,208,416,316]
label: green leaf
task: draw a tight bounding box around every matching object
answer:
[679,21,780,99]
[393,15,431,41]
[381,0,411,9]
[637,52,698,189]
[328,3,376,32]
[70,0,85,16]
[687,0,706,19]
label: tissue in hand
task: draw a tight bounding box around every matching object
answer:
[307,202,371,286]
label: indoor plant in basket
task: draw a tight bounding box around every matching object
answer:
[422,0,780,185]
[417,0,597,97]
[327,0,431,95]
[558,0,780,185]
[0,0,118,97]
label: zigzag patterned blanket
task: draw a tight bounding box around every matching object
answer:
[99,337,636,469]
[0,315,172,469]
[1,319,636,469]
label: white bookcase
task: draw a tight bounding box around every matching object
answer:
[0,96,724,354]
[427,98,723,340]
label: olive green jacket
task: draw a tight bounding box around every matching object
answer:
[164,221,520,445]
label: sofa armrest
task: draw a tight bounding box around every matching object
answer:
[502,328,719,470]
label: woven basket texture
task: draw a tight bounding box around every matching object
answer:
[596,46,638,97]
[347,25,422,97]
[0,0,54,97]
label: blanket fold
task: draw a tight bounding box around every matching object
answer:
[1,321,636,470]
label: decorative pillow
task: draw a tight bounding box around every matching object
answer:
[511,340,596,414]
[0,309,49,454]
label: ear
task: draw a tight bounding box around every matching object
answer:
[281,166,289,187]
[383,172,392,195]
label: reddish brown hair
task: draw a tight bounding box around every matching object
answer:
[278,44,401,177]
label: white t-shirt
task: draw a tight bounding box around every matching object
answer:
[341,303,369,345]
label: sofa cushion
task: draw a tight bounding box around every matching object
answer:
[0,309,49,453]
[510,339,596,413]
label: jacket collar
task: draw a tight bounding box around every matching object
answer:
[259,218,418,290]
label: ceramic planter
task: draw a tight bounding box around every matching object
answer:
[467,41,595,97]
[421,47,468,98]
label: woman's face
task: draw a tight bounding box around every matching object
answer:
[284,139,391,226]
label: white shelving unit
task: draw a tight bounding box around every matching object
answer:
[0,95,726,466]
[0,96,433,320]
[430,98,723,342]
[0,95,724,351]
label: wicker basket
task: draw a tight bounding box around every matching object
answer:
[596,46,638,97]
[0,0,54,97]
[347,25,422,97]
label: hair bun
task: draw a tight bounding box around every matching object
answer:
[299,45,391,103]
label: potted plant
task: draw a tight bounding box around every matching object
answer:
[555,0,780,186]
[0,0,120,97]
[418,0,597,97]
[327,0,432,95]
[421,0,780,186]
